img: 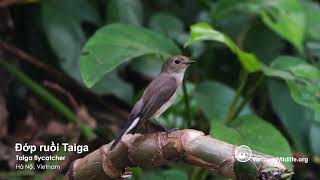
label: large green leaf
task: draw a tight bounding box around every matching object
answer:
[127,14,185,78]
[130,55,163,78]
[213,0,261,17]
[80,23,181,87]
[264,56,320,155]
[194,81,252,121]
[260,0,305,53]
[212,0,306,53]
[107,0,143,26]
[265,56,320,154]
[210,122,243,145]
[268,80,311,152]
[303,0,320,61]
[304,0,320,61]
[243,22,285,64]
[211,115,292,169]
[303,0,320,66]
[41,0,100,81]
[310,122,320,155]
[185,23,261,72]
[265,56,320,117]
[303,1,320,41]
[91,70,134,104]
[149,13,184,38]
[149,13,205,59]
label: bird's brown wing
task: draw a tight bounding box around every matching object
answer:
[140,75,177,121]
[109,75,177,150]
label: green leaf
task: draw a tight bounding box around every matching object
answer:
[271,56,309,71]
[260,0,305,53]
[290,64,320,80]
[270,57,320,80]
[265,56,320,114]
[264,56,320,153]
[268,80,311,152]
[304,0,320,63]
[212,0,260,18]
[306,41,320,66]
[80,23,181,87]
[287,81,320,116]
[185,23,261,72]
[310,122,320,155]
[143,169,188,180]
[41,0,100,81]
[107,0,143,26]
[210,122,244,145]
[262,65,295,81]
[161,169,188,180]
[91,70,134,104]
[234,115,292,161]
[149,13,184,38]
[212,0,306,53]
[148,14,205,59]
[211,115,292,169]
[130,55,163,78]
[303,1,320,41]
[243,21,285,64]
[194,81,252,121]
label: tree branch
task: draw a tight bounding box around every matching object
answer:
[66,129,293,180]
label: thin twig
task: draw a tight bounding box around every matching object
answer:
[43,81,97,129]
[224,71,248,125]
[0,42,54,73]
[43,80,80,110]
[182,80,192,127]
[234,74,266,119]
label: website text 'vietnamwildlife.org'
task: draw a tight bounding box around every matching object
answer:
[235,145,308,163]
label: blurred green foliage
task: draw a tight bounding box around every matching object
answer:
[3,0,320,179]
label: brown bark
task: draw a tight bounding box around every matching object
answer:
[66,129,293,180]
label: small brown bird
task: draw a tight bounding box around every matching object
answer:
[110,55,195,150]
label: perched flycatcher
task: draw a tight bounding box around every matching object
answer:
[110,55,195,150]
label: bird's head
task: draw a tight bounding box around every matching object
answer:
[161,55,195,74]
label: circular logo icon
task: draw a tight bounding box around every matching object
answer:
[235,145,252,162]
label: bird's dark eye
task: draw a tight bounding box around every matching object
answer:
[175,60,181,64]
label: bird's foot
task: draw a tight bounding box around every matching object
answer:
[165,128,178,134]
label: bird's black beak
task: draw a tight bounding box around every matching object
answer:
[184,60,196,65]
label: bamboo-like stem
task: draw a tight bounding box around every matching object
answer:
[66,129,293,180]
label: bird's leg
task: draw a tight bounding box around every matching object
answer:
[150,119,178,133]
[148,118,167,132]
[144,122,149,132]
[166,127,178,133]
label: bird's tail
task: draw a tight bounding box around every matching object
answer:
[110,117,140,151]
